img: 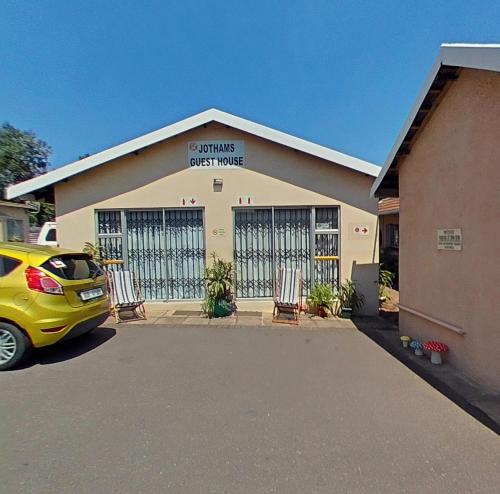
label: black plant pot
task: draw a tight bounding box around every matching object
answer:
[340,307,352,319]
[213,301,232,318]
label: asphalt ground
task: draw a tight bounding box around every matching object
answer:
[1,324,499,493]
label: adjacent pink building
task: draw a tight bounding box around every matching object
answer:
[378,198,399,251]
[372,44,500,393]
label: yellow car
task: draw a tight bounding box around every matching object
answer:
[0,242,110,370]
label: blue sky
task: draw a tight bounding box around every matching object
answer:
[1,1,499,169]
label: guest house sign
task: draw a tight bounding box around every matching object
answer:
[188,140,245,168]
[437,228,462,251]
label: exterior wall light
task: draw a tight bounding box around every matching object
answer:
[213,178,223,192]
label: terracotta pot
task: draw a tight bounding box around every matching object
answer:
[317,307,328,318]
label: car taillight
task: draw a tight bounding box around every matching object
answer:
[25,267,64,295]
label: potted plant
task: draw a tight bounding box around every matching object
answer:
[336,279,364,319]
[83,241,106,265]
[201,253,235,318]
[307,283,335,317]
[379,265,394,303]
[82,241,123,271]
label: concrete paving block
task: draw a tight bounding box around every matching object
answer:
[209,317,236,326]
[182,316,210,325]
[235,316,263,326]
[154,317,187,326]
[115,317,156,326]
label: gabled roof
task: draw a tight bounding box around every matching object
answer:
[5,108,380,200]
[371,44,500,197]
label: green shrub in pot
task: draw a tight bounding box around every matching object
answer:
[379,265,395,302]
[202,253,234,318]
[336,279,364,318]
[82,241,106,266]
[307,283,335,317]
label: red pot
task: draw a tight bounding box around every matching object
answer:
[317,307,328,318]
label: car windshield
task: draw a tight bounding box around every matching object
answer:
[40,254,104,280]
[46,228,57,242]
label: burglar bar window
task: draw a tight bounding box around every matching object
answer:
[313,207,339,288]
[315,207,338,231]
[6,219,25,242]
[97,210,121,234]
[96,210,124,262]
[387,224,399,248]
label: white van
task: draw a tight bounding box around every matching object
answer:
[37,222,58,246]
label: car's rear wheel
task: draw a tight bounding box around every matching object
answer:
[0,323,31,371]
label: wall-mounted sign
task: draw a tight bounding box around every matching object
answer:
[353,225,369,236]
[188,140,245,168]
[237,196,253,205]
[181,197,198,206]
[437,228,462,251]
[212,228,225,237]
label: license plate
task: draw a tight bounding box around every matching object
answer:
[80,287,104,301]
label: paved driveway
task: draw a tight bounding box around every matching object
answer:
[1,324,499,493]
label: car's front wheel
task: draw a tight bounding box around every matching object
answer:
[0,323,31,371]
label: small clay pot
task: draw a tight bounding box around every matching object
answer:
[317,307,328,318]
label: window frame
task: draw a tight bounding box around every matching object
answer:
[0,254,22,277]
[6,219,25,242]
[387,223,399,248]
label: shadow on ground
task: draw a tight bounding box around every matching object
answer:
[14,327,117,370]
[354,319,500,435]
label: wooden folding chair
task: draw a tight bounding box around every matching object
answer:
[272,267,303,325]
[107,270,147,323]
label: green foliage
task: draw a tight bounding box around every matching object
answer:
[0,123,51,191]
[28,200,55,227]
[379,265,395,300]
[336,279,365,315]
[0,123,54,226]
[201,297,216,317]
[380,248,398,287]
[202,253,234,318]
[82,241,106,265]
[307,283,335,313]
[204,253,233,300]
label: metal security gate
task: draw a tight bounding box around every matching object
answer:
[164,210,205,300]
[96,209,205,300]
[126,210,166,300]
[234,209,274,297]
[234,207,338,298]
[274,208,311,292]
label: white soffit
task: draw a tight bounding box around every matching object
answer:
[5,109,380,200]
[371,43,500,197]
